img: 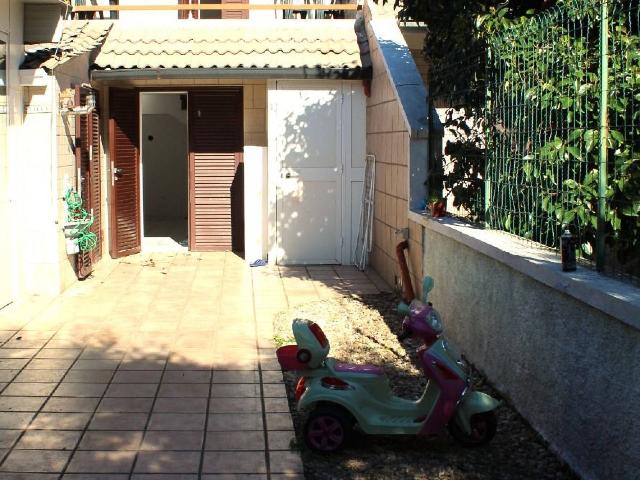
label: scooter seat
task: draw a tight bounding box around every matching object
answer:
[334,362,384,376]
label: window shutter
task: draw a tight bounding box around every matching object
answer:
[189,88,243,251]
[74,86,102,278]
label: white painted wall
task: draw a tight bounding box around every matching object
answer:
[0,0,26,304]
[244,146,268,263]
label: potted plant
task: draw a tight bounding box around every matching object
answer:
[428,192,447,218]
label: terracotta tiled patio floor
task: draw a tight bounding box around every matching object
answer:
[0,252,387,479]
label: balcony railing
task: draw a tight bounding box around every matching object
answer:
[71,1,359,20]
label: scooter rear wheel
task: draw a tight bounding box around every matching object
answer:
[304,405,353,452]
[448,411,497,447]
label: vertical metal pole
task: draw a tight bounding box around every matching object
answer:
[597,0,609,271]
[484,47,492,227]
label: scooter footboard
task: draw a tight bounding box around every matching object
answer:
[454,391,500,435]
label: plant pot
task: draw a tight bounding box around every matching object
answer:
[430,200,446,218]
[63,218,92,239]
[65,237,79,255]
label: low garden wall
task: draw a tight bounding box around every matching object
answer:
[417,215,640,480]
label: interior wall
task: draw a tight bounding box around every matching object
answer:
[141,93,188,222]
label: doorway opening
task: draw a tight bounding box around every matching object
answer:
[140,92,189,251]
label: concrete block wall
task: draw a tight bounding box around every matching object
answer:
[423,224,640,480]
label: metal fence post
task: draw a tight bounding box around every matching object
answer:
[597,0,610,272]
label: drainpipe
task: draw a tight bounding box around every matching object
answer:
[395,240,415,303]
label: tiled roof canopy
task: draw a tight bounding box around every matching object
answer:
[92,20,362,72]
[22,21,113,70]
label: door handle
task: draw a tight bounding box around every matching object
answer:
[114,167,124,177]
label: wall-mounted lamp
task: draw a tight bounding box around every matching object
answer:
[60,90,96,116]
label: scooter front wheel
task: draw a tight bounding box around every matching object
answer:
[448,411,497,447]
[304,405,354,452]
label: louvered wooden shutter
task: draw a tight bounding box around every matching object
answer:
[109,88,141,258]
[222,0,248,19]
[74,87,102,279]
[178,0,189,19]
[189,88,243,251]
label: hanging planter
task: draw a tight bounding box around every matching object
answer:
[63,189,98,254]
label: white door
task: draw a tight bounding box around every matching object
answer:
[0,36,11,308]
[273,84,342,264]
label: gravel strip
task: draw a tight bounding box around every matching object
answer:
[273,292,578,480]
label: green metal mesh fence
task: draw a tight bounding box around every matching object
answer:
[486,0,640,284]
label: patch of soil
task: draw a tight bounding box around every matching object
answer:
[273,292,578,480]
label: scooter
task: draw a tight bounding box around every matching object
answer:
[276,277,500,452]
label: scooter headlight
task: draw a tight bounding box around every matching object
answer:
[428,309,443,332]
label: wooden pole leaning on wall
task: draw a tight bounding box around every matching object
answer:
[73,4,359,13]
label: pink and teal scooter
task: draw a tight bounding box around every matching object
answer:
[276,277,500,452]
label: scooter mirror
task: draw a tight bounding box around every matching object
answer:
[422,276,434,303]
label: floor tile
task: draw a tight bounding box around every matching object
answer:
[211,371,259,384]
[0,449,72,472]
[65,450,137,473]
[148,413,205,431]
[0,371,19,383]
[53,383,107,398]
[210,384,260,398]
[0,396,47,412]
[89,412,149,431]
[104,383,158,398]
[133,451,201,473]
[265,413,294,431]
[0,430,22,448]
[62,474,128,480]
[202,451,267,474]
[153,398,207,414]
[15,430,82,450]
[140,431,204,451]
[35,349,82,360]
[0,359,30,370]
[209,397,262,414]
[263,397,290,413]
[157,384,209,398]
[96,397,154,413]
[0,412,34,429]
[71,360,120,371]
[0,349,38,359]
[267,431,297,451]
[111,370,162,384]
[207,413,263,432]
[42,397,100,413]
[63,370,114,383]
[2,383,57,397]
[13,369,67,383]
[162,371,211,383]
[78,431,144,450]
[29,412,91,430]
[269,451,304,474]
[205,430,264,451]
[25,359,75,370]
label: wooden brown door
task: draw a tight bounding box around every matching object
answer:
[189,88,243,252]
[75,86,103,277]
[109,88,141,258]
